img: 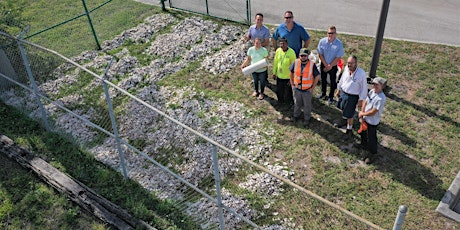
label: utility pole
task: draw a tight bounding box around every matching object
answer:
[369,0,391,80]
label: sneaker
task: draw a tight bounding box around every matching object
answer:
[333,119,347,128]
[363,153,377,164]
[303,121,310,128]
[364,157,373,164]
[345,129,354,139]
[290,116,299,122]
[353,142,366,150]
[317,94,326,100]
[252,92,259,97]
[258,94,265,100]
[327,99,335,106]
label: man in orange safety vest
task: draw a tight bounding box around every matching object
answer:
[289,48,320,128]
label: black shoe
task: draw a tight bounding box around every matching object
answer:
[303,121,310,128]
[353,142,366,150]
[364,157,373,164]
[363,153,377,164]
[317,94,326,100]
[333,119,347,128]
[345,129,354,140]
[291,116,299,122]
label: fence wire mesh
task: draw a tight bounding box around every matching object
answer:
[168,0,251,25]
[0,1,386,227]
[0,29,380,229]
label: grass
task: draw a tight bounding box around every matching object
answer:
[0,149,108,229]
[1,0,460,229]
[21,0,162,57]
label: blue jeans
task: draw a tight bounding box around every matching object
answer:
[252,70,267,94]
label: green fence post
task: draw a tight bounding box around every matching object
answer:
[160,0,166,11]
[246,0,251,25]
[81,0,101,50]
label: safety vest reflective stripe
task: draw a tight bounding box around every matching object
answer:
[294,59,314,90]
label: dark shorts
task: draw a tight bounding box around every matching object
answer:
[340,92,359,118]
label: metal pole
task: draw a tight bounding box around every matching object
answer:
[211,144,225,230]
[393,205,408,230]
[102,58,128,179]
[81,0,101,50]
[205,0,209,15]
[246,0,251,25]
[16,30,51,131]
[369,0,391,79]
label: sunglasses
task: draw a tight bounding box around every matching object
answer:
[284,16,293,19]
[327,32,335,35]
[300,54,307,57]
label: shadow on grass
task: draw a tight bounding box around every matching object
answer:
[387,92,460,128]
[266,92,445,200]
[374,145,446,200]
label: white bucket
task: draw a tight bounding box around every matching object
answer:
[242,59,268,75]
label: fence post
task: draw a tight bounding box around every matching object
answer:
[16,31,51,131]
[246,0,251,25]
[101,58,128,179]
[211,144,225,230]
[160,0,166,11]
[393,205,408,230]
[81,0,101,50]
[205,0,209,15]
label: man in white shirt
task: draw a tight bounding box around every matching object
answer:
[335,55,368,137]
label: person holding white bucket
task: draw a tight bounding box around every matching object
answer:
[241,38,269,100]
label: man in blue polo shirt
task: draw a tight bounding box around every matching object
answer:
[272,10,311,57]
[244,13,271,48]
[317,25,344,105]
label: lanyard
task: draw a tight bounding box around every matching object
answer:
[280,51,287,66]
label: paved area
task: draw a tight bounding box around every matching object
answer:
[137,0,460,47]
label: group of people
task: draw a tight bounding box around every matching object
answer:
[240,11,387,164]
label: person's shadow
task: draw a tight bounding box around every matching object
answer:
[268,94,445,200]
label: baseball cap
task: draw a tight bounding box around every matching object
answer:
[371,77,386,85]
[299,48,309,56]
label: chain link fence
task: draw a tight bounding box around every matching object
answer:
[0,1,396,228]
[0,27,386,229]
[167,0,251,25]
